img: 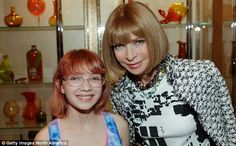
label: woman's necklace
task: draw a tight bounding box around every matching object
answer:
[133,64,167,91]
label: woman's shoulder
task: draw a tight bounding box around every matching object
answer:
[167,55,215,67]
[167,55,218,75]
[166,55,222,87]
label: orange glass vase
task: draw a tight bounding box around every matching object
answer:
[4,7,23,27]
[48,0,57,26]
[22,91,38,120]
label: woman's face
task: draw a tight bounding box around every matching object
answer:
[113,33,149,76]
[61,73,104,112]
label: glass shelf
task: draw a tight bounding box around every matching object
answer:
[0,22,224,30]
[161,21,234,28]
[0,25,85,31]
[160,22,212,28]
[0,117,49,130]
[161,21,234,31]
[0,82,53,88]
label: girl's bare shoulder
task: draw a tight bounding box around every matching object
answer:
[34,125,49,141]
[109,113,130,146]
[109,113,128,126]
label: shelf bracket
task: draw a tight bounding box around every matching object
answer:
[186,0,193,59]
[56,0,64,63]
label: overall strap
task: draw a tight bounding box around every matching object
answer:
[48,118,61,146]
[103,112,122,146]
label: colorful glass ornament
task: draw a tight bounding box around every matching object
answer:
[4,7,23,27]
[22,91,38,120]
[27,0,46,25]
[48,0,57,26]
[158,2,188,24]
[0,55,14,83]
[27,0,46,16]
[26,45,43,82]
[3,100,20,125]
[177,41,186,59]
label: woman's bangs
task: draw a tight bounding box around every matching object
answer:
[111,22,144,44]
[111,19,133,44]
[111,29,130,45]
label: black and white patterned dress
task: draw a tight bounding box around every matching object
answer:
[110,55,236,146]
[132,75,210,146]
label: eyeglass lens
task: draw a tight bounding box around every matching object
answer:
[64,75,104,87]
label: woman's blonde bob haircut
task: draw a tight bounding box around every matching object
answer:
[102,2,169,85]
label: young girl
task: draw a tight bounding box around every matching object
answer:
[34,49,129,146]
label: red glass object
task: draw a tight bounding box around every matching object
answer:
[27,0,46,16]
[177,41,186,59]
[22,91,38,120]
[26,45,43,82]
[158,2,187,24]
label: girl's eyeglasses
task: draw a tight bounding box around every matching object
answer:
[63,75,105,87]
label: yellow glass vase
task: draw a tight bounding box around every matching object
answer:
[0,55,14,83]
[3,100,20,125]
[48,0,57,26]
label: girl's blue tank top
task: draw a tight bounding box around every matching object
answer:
[48,112,122,146]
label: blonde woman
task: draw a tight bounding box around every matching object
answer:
[102,2,236,146]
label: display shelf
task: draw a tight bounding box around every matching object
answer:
[0,23,217,31]
[0,116,49,130]
[161,22,212,28]
[0,119,47,130]
[0,82,53,88]
[223,21,235,27]
[0,25,85,31]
